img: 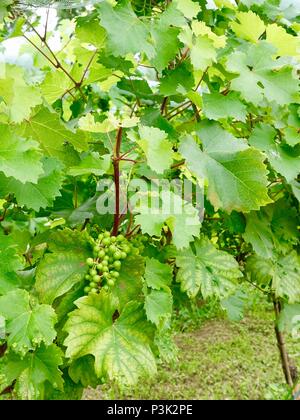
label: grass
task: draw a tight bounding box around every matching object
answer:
[84,294,300,400]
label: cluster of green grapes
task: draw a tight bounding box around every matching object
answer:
[84,231,133,295]
[130,234,147,254]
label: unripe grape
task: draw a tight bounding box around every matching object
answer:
[102,260,108,266]
[97,263,103,271]
[94,245,100,253]
[109,245,117,253]
[107,279,115,287]
[122,245,131,254]
[104,255,109,261]
[104,231,111,238]
[93,275,101,283]
[114,251,122,260]
[86,258,94,266]
[102,266,109,272]
[85,274,91,280]
[103,285,109,291]
[91,288,98,294]
[108,257,114,263]
[102,237,111,246]
[90,281,97,288]
[111,236,117,243]
[120,252,127,260]
[111,271,119,278]
[98,250,105,259]
[117,234,125,242]
[84,286,91,293]
[90,269,97,276]
[113,260,121,270]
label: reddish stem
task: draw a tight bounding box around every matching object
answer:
[112,127,123,236]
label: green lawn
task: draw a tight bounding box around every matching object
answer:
[84,300,299,400]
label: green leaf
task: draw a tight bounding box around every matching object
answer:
[41,71,73,104]
[226,42,299,105]
[0,233,24,294]
[221,290,248,322]
[64,292,157,386]
[144,289,173,327]
[35,229,91,304]
[98,0,154,58]
[176,237,242,298]
[19,107,89,158]
[68,153,111,177]
[150,21,180,72]
[174,0,201,19]
[135,191,201,249]
[75,16,106,48]
[278,304,300,334]
[144,257,173,290]
[180,122,271,212]
[202,92,247,122]
[0,64,42,123]
[0,157,64,211]
[138,126,174,174]
[0,125,43,184]
[266,23,300,57]
[0,344,63,400]
[243,211,275,258]
[249,124,300,182]
[68,355,99,389]
[113,255,144,309]
[246,251,300,303]
[0,289,57,356]
[231,11,265,43]
[159,62,195,96]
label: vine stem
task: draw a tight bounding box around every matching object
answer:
[112,127,123,236]
[273,299,294,387]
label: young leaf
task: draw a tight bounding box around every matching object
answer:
[0,289,57,355]
[64,292,157,386]
[176,237,242,298]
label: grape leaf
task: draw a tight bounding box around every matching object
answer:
[0,233,24,295]
[68,355,99,389]
[135,191,201,249]
[35,229,91,304]
[0,64,42,123]
[202,92,247,122]
[180,122,271,212]
[226,42,299,105]
[0,289,57,355]
[221,290,248,322]
[176,237,242,298]
[243,211,275,258]
[249,124,300,182]
[138,126,174,174]
[0,124,43,184]
[41,71,73,104]
[0,344,63,400]
[246,251,300,303]
[144,257,173,290]
[19,106,89,158]
[113,255,145,309]
[278,304,300,334]
[68,153,111,177]
[266,23,300,57]
[64,292,157,386]
[98,0,154,58]
[0,157,64,211]
[231,11,265,43]
[144,289,173,327]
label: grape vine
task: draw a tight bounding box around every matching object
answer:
[0,0,299,400]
